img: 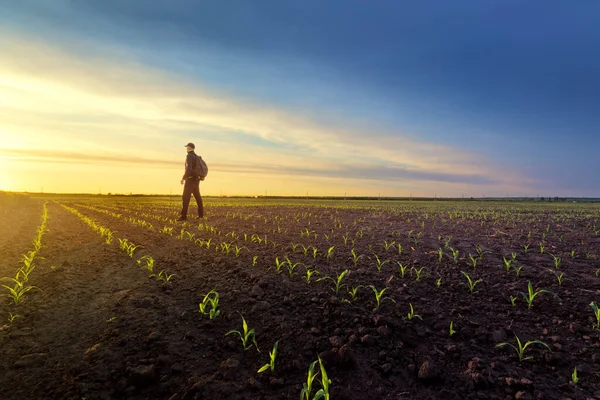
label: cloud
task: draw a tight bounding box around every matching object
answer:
[0,30,533,193]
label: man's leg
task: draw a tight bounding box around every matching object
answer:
[192,180,203,218]
[180,179,193,219]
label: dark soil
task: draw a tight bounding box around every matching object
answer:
[1,197,600,400]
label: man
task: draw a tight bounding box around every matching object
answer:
[178,143,204,221]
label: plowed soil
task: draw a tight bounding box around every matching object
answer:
[1,196,599,400]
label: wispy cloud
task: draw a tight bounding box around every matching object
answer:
[0,31,533,194]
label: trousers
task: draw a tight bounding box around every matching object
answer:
[181,178,203,218]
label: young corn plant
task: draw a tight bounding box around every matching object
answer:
[407,303,422,321]
[349,249,366,267]
[572,367,579,384]
[372,254,390,272]
[300,356,331,400]
[198,290,221,320]
[468,253,478,269]
[383,240,396,252]
[449,321,456,336]
[437,248,444,263]
[436,277,442,287]
[548,269,565,285]
[150,270,175,282]
[272,257,288,274]
[460,271,483,294]
[450,247,460,264]
[510,295,518,306]
[397,262,409,278]
[137,255,155,273]
[225,314,259,352]
[503,257,514,274]
[318,269,349,295]
[325,246,335,261]
[522,243,530,253]
[285,257,303,277]
[590,302,600,330]
[2,279,38,305]
[551,255,561,269]
[521,281,552,309]
[496,335,551,362]
[346,285,363,302]
[257,341,279,373]
[252,255,259,267]
[512,265,523,278]
[369,285,396,310]
[304,269,319,284]
[412,266,425,282]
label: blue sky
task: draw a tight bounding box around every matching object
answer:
[1,1,599,196]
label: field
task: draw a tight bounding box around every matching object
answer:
[1,194,600,400]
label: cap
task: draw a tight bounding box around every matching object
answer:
[185,143,195,148]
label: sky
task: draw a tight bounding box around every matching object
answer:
[1,1,599,197]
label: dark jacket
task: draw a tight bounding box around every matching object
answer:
[182,151,198,180]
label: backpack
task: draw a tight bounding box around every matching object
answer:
[193,155,208,180]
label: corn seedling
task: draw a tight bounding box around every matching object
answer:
[539,243,545,254]
[444,236,452,249]
[137,255,155,273]
[449,321,456,336]
[285,257,303,277]
[512,265,523,278]
[521,281,552,309]
[548,269,565,285]
[551,255,561,269]
[397,262,408,278]
[225,314,259,352]
[318,269,348,295]
[312,247,319,259]
[397,243,403,255]
[369,285,395,310]
[503,257,514,273]
[436,277,442,287]
[304,269,318,284]
[468,253,478,269]
[590,302,600,330]
[272,257,288,274]
[522,243,530,253]
[198,290,221,320]
[347,285,363,302]
[572,367,579,384]
[150,270,175,282]
[8,312,19,323]
[2,281,38,305]
[460,271,483,294]
[437,248,444,263]
[350,249,366,266]
[234,245,247,257]
[407,303,422,321]
[325,246,335,261]
[412,266,425,281]
[258,341,279,373]
[383,240,395,252]
[252,255,259,267]
[570,250,576,258]
[510,295,517,306]
[372,254,390,272]
[450,247,460,264]
[496,335,551,361]
[300,356,330,400]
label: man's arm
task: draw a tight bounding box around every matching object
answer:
[182,153,195,179]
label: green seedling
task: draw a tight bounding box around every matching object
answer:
[437,248,444,263]
[551,255,561,269]
[257,341,278,373]
[198,290,221,320]
[137,255,155,273]
[272,257,288,274]
[436,277,442,287]
[412,266,425,281]
[522,243,530,253]
[496,335,551,361]
[407,303,422,321]
[510,295,517,306]
[569,250,576,258]
[233,245,247,257]
[285,257,303,277]
[346,285,363,302]
[349,249,366,266]
[572,367,579,384]
[252,255,259,267]
[449,321,456,336]
[590,302,600,330]
[325,246,335,261]
[151,270,175,282]
[318,269,348,295]
[383,240,395,252]
[369,285,395,310]
[450,247,460,264]
[521,281,552,309]
[304,269,318,284]
[548,269,565,285]
[512,265,523,278]
[8,312,19,323]
[539,243,545,254]
[2,281,38,305]
[503,257,513,273]
[460,271,483,294]
[372,254,390,272]
[396,243,403,255]
[312,247,319,259]
[468,253,478,269]
[397,262,409,278]
[225,314,259,352]
[300,356,331,400]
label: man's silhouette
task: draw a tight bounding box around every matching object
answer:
[178,142,203,221]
